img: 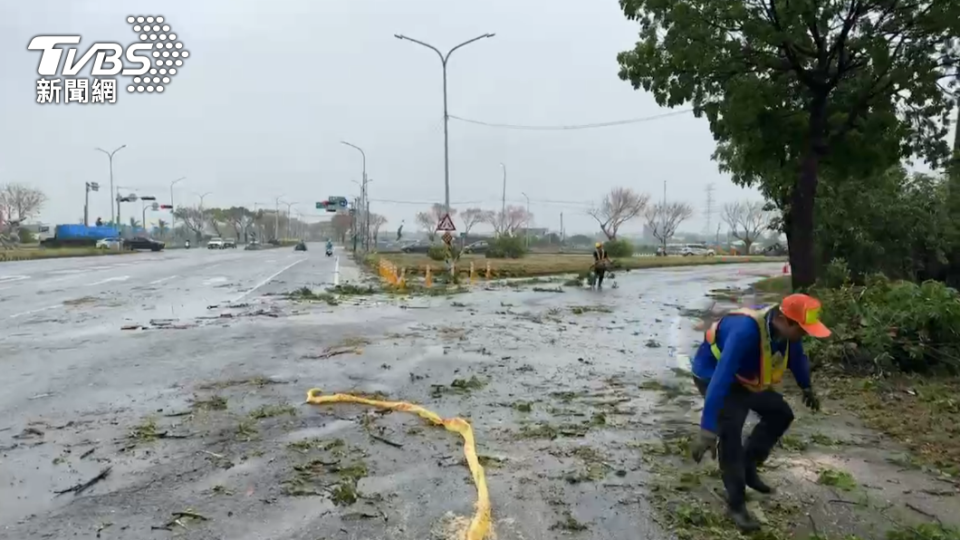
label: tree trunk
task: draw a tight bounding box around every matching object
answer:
[743,238,754,255]
[789,96,828,290]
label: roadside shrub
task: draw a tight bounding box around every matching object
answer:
[486,236,527,259]
[427,244,460,261]
[18,229,35,244]
[808,265,960,374]
[604,239,634,258]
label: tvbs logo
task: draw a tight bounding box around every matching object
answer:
[28,15,189,103]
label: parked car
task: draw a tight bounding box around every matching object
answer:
[207,237,224,249]
[244,241,262,251]
[463,240,489,254]
[400,242,431,254]
[680,244,716,256]
[124,236,165,252]
[95,237,122,250]
[222,239,237,249]
[762,243,787,256]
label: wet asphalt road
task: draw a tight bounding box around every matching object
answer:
[0,257,783,540]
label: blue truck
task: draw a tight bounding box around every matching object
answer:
[41,224,120,247]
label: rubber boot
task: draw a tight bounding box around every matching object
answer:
[745,462,774,494]
[727,505,761,532]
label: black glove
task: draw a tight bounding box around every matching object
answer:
[802,388,820,412]
[690,429,718,463]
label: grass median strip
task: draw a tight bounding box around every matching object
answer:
[0,247,134,262]
[365,253,783,279]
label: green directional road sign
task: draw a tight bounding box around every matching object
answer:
[316,201,326,209]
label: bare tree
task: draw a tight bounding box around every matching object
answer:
[721,200,772,255]
[588,187,650,240]
[645,202,694,251]
[370,213,387,243]
[460,208,493,237]
[172,206,206,242]
[331,213,352,243]
[0,184,47,223]
[487,205,532,237]
[415,212,437,241]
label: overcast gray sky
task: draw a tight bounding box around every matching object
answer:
[1,0,766,235]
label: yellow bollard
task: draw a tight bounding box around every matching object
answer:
[425,265,432,288]
[470,262,476,284]
[485,261,492,280]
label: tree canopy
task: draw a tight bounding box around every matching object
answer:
[618,0,960,286]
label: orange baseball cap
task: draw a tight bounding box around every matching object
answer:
[780,293,831,338]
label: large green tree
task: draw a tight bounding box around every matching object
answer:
[617,0,959,287]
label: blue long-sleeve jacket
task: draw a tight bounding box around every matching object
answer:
[691,312,812,433]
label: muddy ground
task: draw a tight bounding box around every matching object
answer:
[1,260,955,540]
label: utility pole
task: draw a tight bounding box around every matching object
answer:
[341,141,368,250]
[521,192,530,246]
[500,163,506,237]
[560,212,565,244]
[395,33,496,214]
[95,145,126,224]
[283,202,298,240]
[704,183,715,238]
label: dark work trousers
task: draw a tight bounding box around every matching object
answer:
[692,376,794,509]
[594,268,606,287]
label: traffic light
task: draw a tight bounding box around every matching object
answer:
[160,204,173,210]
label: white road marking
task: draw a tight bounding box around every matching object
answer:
[150,275,178,285]
[203,277,227,285]
[89,276,130,286]
[9,304,61,320]
[231,258,306,302]
[0,275,29,283]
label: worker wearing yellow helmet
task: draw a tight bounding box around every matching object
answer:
[592,242,610,288]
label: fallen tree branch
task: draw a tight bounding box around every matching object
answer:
[369,433,404,448]
[54,466,112,495]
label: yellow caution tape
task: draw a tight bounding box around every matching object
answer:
[305,389,491,540]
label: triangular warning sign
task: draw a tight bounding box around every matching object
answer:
[435,213,457,232]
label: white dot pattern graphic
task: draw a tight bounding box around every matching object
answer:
[126,15,189,94]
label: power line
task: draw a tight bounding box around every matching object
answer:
[447,109,693,131]
[369,197,594,208]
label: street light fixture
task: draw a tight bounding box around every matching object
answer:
[274,196,285,241]
[169,176,185,232]
[394,33,495,214]
[94,145,126,224]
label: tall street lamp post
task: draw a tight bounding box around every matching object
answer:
[169,176,185,234]
[394,33,495,214]
[95,145,126,224]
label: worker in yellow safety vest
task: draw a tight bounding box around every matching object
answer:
[688,293,830,532]
[592,242,610,288]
